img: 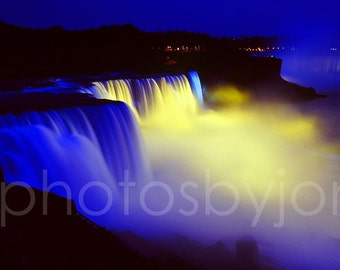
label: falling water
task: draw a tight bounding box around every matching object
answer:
[2,70,339,268]
[0,101,151,224]
[83,71,203,118]
[187,70,204,105]
[0,71,204,227]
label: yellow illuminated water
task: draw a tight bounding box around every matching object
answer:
[89,75,340,268]
[133,86,340,268]
[90,74,199,122]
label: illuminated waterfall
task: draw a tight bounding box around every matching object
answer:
[0,71,204,227]
[84,72,204,118]
[0,102,151,222]
[187,70,204,105]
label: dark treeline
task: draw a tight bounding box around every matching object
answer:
[0,21,279,79]
[0,22,320,101]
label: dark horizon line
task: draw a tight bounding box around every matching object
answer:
[2,19,339,50]
[0,19,289,40]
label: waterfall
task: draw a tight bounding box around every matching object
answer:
[0,70,205,228]
[187,70,204,105]
[83,72,204,118]
[0,101,151,223]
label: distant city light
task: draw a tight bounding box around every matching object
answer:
[162,45,202,52]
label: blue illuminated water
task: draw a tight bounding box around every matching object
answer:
[274,50,340,93]
[0,69,339,269]
[0,71,204,228]
[0,102,151,225]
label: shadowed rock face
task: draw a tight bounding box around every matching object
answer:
[0,72,322,112]
[0,180,280,270]
[195,55,323,103]
[236,239,260,270]
[0,92,123,115]
[0,182,145,270]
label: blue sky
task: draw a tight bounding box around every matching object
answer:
[1,0,340,38]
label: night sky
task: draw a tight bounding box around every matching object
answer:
[1,0,340,39]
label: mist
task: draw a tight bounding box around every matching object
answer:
[7,76,339,268]
[107,90,340,269]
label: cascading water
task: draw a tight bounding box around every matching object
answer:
[1,70,340,268]
[0,71,204,228]
[83,71,204,118]
[0,101,151,225]
[187,70,204,105]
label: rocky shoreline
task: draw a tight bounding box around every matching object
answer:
[0,174,281,270]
